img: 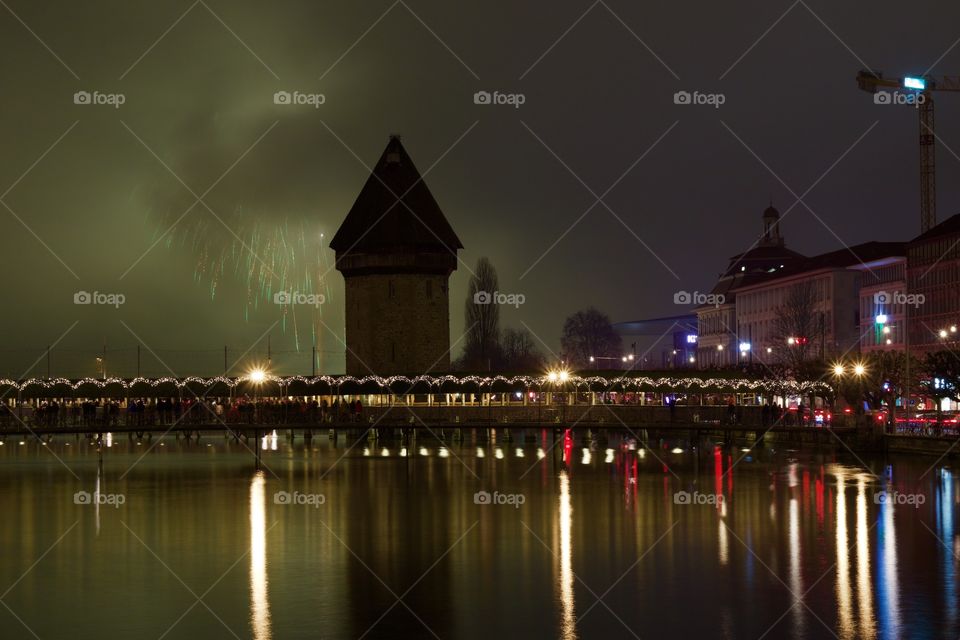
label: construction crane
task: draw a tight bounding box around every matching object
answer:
[857,70,960,233]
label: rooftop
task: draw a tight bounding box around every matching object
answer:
[330,136,463,256]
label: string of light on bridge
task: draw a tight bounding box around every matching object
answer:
[0,373,832,395]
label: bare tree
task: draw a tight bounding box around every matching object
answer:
[560,307,621,368]
[462,257,501,370]
[771,282,823,371]
[501,327,544,372]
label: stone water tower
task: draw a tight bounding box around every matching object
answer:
[330,136,462,375]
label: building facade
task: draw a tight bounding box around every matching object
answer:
[906,214,960,353]
[695,205,805,366]
[330,136,462,375]
[693,202,909,367]
[858,256,907,353]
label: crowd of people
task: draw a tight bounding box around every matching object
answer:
[0,397,366,428]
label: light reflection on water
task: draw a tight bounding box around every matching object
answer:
[0,434,957,639]
[249,471,271,640]
[557,470,576,640]
[856,477,876,639]
[835,470,854,640]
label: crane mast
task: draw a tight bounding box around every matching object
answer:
[856,70,960,233]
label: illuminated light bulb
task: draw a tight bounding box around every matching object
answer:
[476,448,485,458]
[581,449,592,465]
[381,448,389,457]
[536,448,546,459]
[438,447,450,458]
[671,447,684,454]
[495,448,504,459]
[637,448,646,458]
[399,447,408,457]
[515,448,525,458]
[604,449,615,464]
[362,447,371,457]
[419,447,429,456]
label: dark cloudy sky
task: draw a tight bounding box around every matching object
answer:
[2,0,959,377]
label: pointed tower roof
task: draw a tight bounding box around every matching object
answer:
[330,136,463,255]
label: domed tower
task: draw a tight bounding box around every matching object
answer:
[761,203,784,247]
[330,136,462,375]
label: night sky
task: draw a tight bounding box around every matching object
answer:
[2,0,959,376]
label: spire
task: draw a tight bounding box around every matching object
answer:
[330,136,463,255]
[760,203,784,247]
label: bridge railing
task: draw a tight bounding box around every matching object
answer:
[0,402,837,430]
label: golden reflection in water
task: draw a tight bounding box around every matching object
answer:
[249,471,272,640]
[835,472,854,640]
[94,463,102,537]
[856,477,875,638]
[789,497,803,635]
[717,519,728,566]
[558,471,577,640]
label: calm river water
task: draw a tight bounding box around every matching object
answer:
[0,429,956,639]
